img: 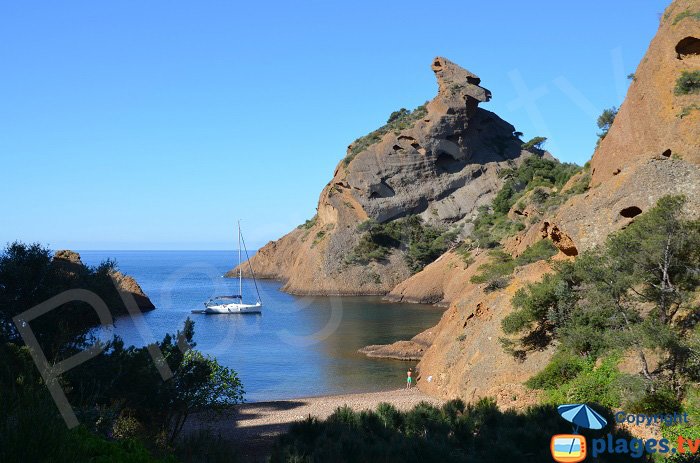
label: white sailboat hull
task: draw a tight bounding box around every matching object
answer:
[199,302,262,314]
[192,221,263,315]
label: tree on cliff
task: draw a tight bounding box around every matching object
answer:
[596,106,618,141]
[501,196,700,402]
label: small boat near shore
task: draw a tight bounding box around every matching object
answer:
[192,222,262,315]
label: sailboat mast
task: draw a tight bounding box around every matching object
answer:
[238,221,242,298]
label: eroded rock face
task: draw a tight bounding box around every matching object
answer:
[408,0,700,402]
[232,57,535,295]
[590,0,700,187]
[53,250,155,312]
[552,0,700,252]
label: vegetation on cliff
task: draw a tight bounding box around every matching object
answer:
[346,216,459,272]
[501,196,700,411]
[0,243,244,462]
[675,70,700,95]
[467,156,584,250]
[469,240,558,292]
[343,102,429,166]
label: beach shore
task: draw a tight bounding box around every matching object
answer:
[186,388,442,460]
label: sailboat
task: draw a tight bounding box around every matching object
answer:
[193,222,262,315]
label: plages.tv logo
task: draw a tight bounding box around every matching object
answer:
[551,403,607,463]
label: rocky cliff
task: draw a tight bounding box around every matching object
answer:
[229,57,542,294]
[53,250,156,312]
[407,0,700,404]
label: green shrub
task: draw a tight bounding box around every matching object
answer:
[470,249,515,285]
[297,215,317,230]
[626,387,683,414]
[471,241,557,290]
[484,277,510,292]
[673,9,700,24]
[565,171,590,195]
[675,70,700,95]
[531,188,549,204]
[271,397,636,462]
[454,242,474,266]
[346,216,458,272]
[526,353,590,390]
[545,356,623,408]
[312,229,327,246]
[521,136,547,152]
[514,239,557,266]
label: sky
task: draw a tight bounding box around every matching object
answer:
[0,0,670,250]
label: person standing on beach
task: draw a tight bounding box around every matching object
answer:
[406,368,413,389]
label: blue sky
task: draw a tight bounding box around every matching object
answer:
[0,0,669,250]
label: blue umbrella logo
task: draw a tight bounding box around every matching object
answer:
[558,403,608,434]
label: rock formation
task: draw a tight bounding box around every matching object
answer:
[53,250,155,312]
[229,57,541,294]
[409,0,700,403]
[231,0,699,406]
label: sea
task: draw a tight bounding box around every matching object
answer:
[78,251,444,402]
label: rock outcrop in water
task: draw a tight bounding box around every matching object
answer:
[53,250,155,312]
[229,57,542,295]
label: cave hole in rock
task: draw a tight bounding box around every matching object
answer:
[662,149,672,158]
[676,37,700,58]
[620,206,642,218]
[435,151,463,174]
[369,179,396,200]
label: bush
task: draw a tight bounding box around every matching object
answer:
[521,136,547,152]
[454,242,474,266]
[297,215,317,230]
[470,249,515,285]
[525,353,590,390]
[346,216,458,272]
[271,398,636,462]
[471,241,558,291]
[545,356,623,408]
[626,388,683,414]
[514,239,557,266]
[675,70,700,95]
[484,277,510,293]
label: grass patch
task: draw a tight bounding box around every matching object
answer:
[514,239,558,266]
[673,9,700,24]
[678,104,700,118]
[344,103,428,166]
[454,242,474,266]
[470,249,516,285]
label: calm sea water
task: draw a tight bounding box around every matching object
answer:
[79,251,444,402]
